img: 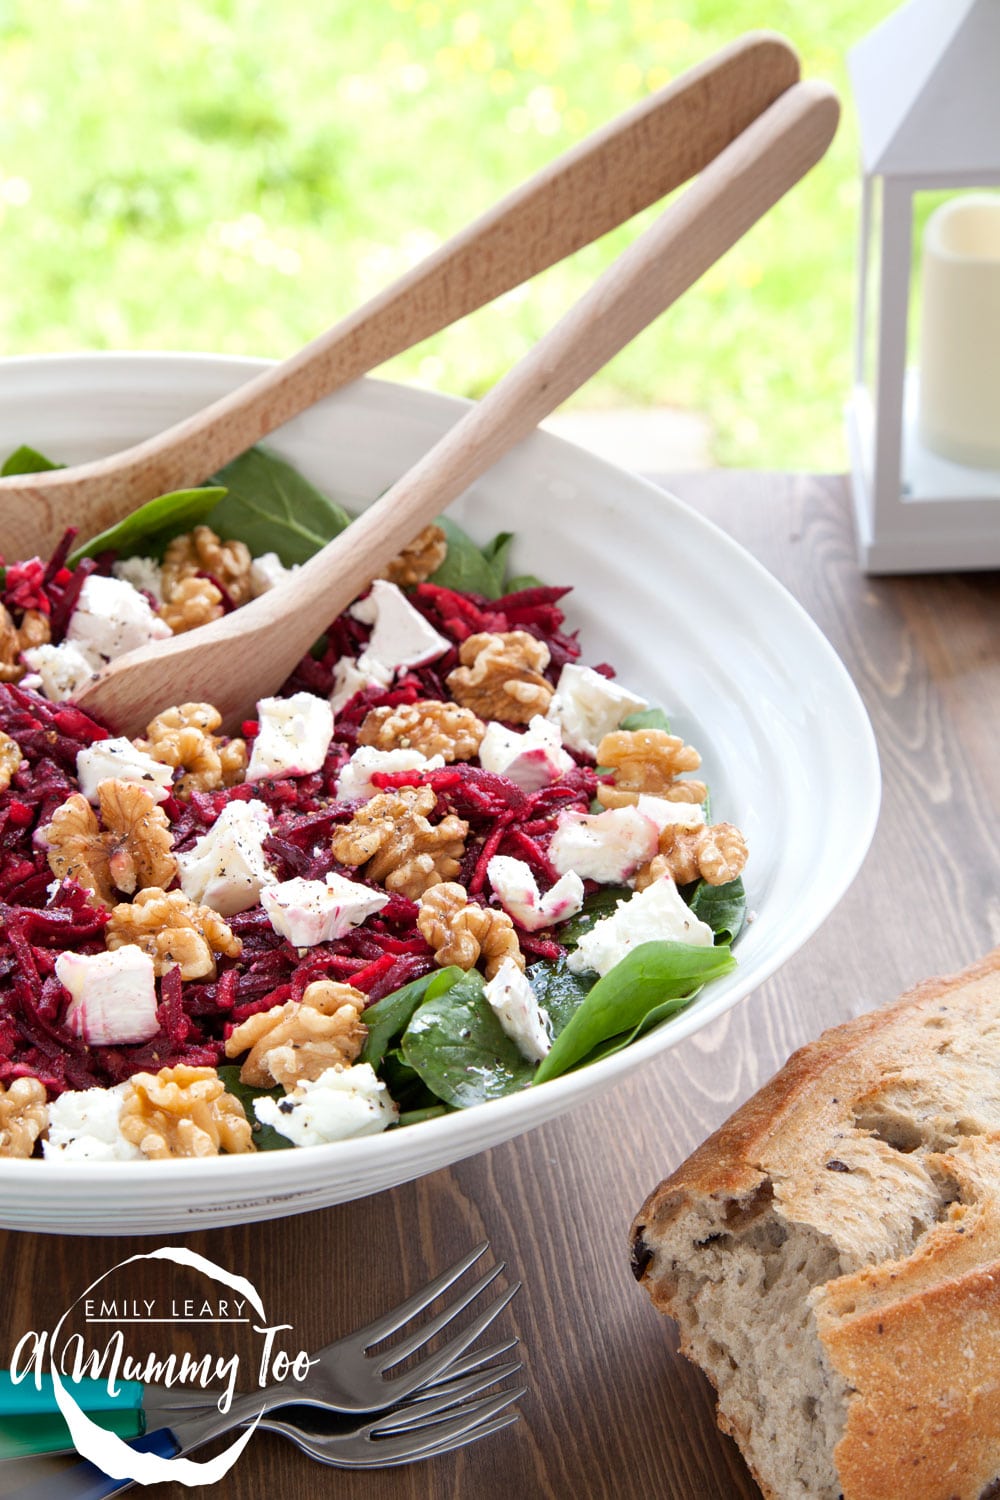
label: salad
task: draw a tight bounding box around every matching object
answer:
[0,444,747,1162]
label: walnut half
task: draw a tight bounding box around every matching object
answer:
[0,730,23,793]
[634,822,748,890]
[0,605,50,684]
[0,1077,48,1158]
[358,700,485,762]
[42,780,177,910]
[225,981,367,1091]
[446,631,553,724]
[332,785,468,899]
[418,882,524,980]
[134,702,246,797]
[119,1065,254,1158]
[378,524,447,587]
[106,888,242,979]
[596,728,707,807]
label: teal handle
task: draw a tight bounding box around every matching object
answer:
[0,1373,144,1417]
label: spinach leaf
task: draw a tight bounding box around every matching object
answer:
[360,968,461,1070]
[481,530,514,586]
[527,959,595,1036]
[216,1064,292,1152]
[67,487,228,565]
[503,574,546,593]
[620,707,672,733]
[557,885,630,946]
[573,991,699,1069]
[397,1105,449,1127]
[207,446,353,565]
[687,876,746,944]
[533,940,735,1084]
[1,445,63,477]
[400,968,535,1108]
[428,516,504,598]
[379,1048,442,1114]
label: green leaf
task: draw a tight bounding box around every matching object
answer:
[1,445,63,477]
[216,1064,293,1152]
[400,968,535,1108]
[526,959,595,1036]
[396,1104,449,1127]
[573,991,698,1069]
[533,940,735,1084]
[687,876,747,945]
[207,446,353,565]
[620,707,672,733]
[557,885,631,946]
[67,487,228,565]
[502,574,546,593]
[428,516,504,598]
[360,968,461,1071]
[481,530,514,585]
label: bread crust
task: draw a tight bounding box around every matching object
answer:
[632,946,1000,1500]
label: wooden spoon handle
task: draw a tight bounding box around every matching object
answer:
[0,32,798,558]
[78,79,838,735]
[292,82,841,626]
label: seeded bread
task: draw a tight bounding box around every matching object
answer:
[631,947,1000,1500]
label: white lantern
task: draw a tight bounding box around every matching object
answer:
[846,0,1000,572]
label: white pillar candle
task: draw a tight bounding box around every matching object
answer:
[918,195,1000,470]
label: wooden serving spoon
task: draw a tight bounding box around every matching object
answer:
[75,79,839,737]
[0,32,799,560]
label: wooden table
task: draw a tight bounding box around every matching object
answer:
[2,471,998,1499]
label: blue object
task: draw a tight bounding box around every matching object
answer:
[7,1427,181,1500]
[0,1373,144,1418]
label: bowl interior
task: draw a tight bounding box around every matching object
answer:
[0,354,880,1233]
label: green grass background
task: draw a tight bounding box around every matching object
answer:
[0,0,897,467]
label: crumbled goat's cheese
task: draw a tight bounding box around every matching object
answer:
[254,1064,397,1146]
[261,872,389,946]
[636,794,706,831]
[548,805,659,884]
[22,641,97,702]
[546,663,648,756]
[477,714,573,792]
[25,573,172,702]
[334,746,444,803]
[177,799,276,916]
[568,875,715,977]
[487,855,584,932]
[249,552,299,597]
[329,656,385,716]
[76,738,174,804]
[43,1083,143,1162]
[55,946,160,1046]
[350,580,449,681]
[65,573,172,665]
[111,556,164,603]
[246,692,334,781]
[484,958,551,1062]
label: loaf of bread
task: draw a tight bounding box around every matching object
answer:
[631,948,1000,1500]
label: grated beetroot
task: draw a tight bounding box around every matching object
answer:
[0,558,604,1103]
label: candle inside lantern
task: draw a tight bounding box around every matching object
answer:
[918,195,1000,470]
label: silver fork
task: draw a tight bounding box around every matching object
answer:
[8,1375,524,1498]
[142,1239,518,1418]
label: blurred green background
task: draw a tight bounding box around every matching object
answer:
[0,0,896,467]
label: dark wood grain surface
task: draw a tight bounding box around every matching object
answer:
[2,471,998,1500]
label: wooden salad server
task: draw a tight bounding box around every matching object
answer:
[0,31,800,559]
[75,78,839,736]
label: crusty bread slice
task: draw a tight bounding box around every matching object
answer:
[631,947,1000,1500]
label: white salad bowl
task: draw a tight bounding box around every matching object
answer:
[0,353,879,1235]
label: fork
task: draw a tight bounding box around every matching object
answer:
[7,1375,525,1498]
[4,1241,517,1426]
